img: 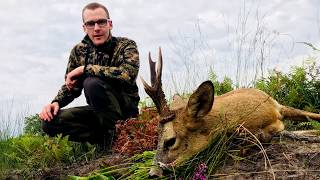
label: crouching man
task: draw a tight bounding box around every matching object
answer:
[39,2,140,150]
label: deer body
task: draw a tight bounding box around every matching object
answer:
[211,88,284,135]
[142,49,320,177]
[163,86,284,166]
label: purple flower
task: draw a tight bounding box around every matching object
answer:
[192,162,208,180]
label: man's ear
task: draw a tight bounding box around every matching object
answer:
[82,24,87,33]
[108,20,113,30]
[187,81,215,118]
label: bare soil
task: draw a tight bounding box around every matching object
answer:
[37,154,128,179]
[213,137,320,180]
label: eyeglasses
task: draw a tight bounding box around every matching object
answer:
[84,19,111,29]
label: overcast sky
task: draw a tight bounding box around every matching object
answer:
[0,0,320,122]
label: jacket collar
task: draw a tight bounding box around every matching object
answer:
[82,35,115,51]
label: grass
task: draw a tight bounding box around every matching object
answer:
[0,99,28,140]
[69,151,158,180]
[0,109,98,179]
[71,123,273,179]
[0,134,97,179]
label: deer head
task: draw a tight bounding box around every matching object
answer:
[142,48,215,177]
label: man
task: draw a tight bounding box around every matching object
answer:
[39,2,140,150]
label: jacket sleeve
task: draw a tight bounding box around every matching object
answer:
[84,41,139,85]
[52,47,84,108]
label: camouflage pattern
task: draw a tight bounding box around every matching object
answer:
[52,35,140,108]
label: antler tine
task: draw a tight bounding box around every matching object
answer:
[141,51,156,91]
[148,52,157,86]
[156,47,163,84]
[141,47,171,117]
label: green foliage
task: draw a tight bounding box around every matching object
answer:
[0,134,96,178]
[23,114,44,135]
[295,119,320,132]
[255,60,320,112]
[70,151,158,180]
[209,70,234,95]
[176,128,233,179]
[119,151,156,179]
[138,97,155,109]
[255,60,320,130]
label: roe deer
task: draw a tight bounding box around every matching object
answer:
[141,48,320,177]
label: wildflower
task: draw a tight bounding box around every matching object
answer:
[192,162,208,180]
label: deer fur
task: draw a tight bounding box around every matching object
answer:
[153,81,320,171]
[142,49,320,177]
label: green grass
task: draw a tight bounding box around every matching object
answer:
[0,134,96,179]
[70,151,158,180]
[70,123,266,179]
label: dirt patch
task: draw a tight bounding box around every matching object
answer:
[37,154,128,179]
[214,138,320,180]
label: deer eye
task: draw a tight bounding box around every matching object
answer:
[164,137,176,150]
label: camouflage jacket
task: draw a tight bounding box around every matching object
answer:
[52,35,140,108]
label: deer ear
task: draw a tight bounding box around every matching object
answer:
[187,81,215,118]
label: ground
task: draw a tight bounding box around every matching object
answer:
[214,136,320,180]
[6,134,320,179]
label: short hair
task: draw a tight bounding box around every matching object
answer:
[82,2,110,22]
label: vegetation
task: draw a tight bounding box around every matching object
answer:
[255,60,320,130]
[210,60,320,131]
[1,59,320,179]
[208,69,234,96]
[23,114,45,136]
[70,151,158,180]
[0,114,97,179]
[0,134,96,179]
[255,60,320,112]
[112,108,159,155]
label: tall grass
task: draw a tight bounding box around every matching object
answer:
[0,98,30,140]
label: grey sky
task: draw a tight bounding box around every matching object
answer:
[0,0,319,119]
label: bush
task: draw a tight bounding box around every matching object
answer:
[112,108,159,155]
[255,60,320,130]
[209,70,234,95]
[23,114,44,135]
[255,61,320,112]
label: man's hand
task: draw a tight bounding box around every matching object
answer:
[66,66,84,90]
[39,102,60,121]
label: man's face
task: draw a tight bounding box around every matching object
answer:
[83,7,112,46]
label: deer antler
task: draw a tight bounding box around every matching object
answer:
[141,48,174,122]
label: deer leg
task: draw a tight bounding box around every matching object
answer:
[259,120,285,142]
[279,130,320,143]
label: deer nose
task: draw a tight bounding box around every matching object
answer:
[148,166,163,177]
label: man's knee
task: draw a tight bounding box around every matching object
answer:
[41,110,70,137]
[41,121,55,137]
[83,77,105,93]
